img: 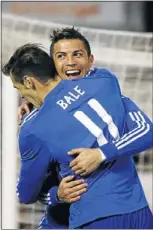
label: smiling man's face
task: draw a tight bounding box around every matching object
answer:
[52,39,94,80]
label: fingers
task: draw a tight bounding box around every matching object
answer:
[71,165,80,172]
[63,175,75,183]
[70,160,87,174]
[69,158,78,168]
[18,105,29,118]
[68,148,84,155]
[70,183,88,193]
[75,169,86,175]
[69,196,81,203]
[66,182,88,203]
[18,104,30,125]
[24,103,31,114]
[18,115,24,125]
[58,175,88,203]
[71,165,86,175]
[18,108,24,125]
[71,163,80,170]
[18,118,22,126]
[80,172,88,176]
[69,188,87,199]
[66,179,86,188]
[70,160,86,174]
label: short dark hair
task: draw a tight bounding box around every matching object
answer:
[2,43,56,84]
[49,27,91,56]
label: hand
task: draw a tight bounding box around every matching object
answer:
[18,102,33,125]
[68,148,103,176]
[57,175,88,203]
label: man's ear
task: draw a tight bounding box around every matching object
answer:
[23,76,35,89]
[89,54,94,66]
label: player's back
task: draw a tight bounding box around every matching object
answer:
[35,69,123,153]
[24,68,148,228]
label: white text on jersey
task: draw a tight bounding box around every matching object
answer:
[56,85,85,110]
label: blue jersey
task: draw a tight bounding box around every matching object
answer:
[18,68,153,228]
[17,111,70,228]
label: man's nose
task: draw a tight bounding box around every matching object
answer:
[67,56,76,65]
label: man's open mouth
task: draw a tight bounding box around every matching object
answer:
[65,70,81,79]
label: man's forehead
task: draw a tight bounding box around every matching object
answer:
[53,39,86,53]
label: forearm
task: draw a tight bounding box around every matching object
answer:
[100,130,152,162]
[17,160,50,204]
[18,136,52,204]
[100,97,153,162]
[17,177,43,204]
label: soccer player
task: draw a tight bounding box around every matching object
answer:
[2,43,153,229]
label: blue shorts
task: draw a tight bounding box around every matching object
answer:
[80,206,153,229]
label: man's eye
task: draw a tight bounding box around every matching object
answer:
[74,53,83,57]
[57,54,65,59]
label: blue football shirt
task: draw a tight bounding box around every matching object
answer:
[18,68,153,228]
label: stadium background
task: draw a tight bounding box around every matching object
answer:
[1,2,153,229]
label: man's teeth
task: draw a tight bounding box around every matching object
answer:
[66,70,80,74]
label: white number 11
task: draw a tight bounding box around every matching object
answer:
[74,99,120,147]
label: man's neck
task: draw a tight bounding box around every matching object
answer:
[37,75,62,104]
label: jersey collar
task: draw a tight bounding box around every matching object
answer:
[85,68,95,78]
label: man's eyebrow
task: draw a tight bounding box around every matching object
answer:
[55,50,84,56]
[73,49,84,53]
[55,51,65,56]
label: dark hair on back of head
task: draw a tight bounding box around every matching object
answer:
[2,43,56,84]
[49,27,91,56]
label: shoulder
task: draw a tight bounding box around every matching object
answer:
[94,68,121,90]
[18,125,44,161]
[85,68,119,87]
[84,68,117,83]
[94,67,116,79]
[19,126,39,151]
[19,109,42,155]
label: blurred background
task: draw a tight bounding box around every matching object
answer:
[1,1,153,229]
[2,1,153,31]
